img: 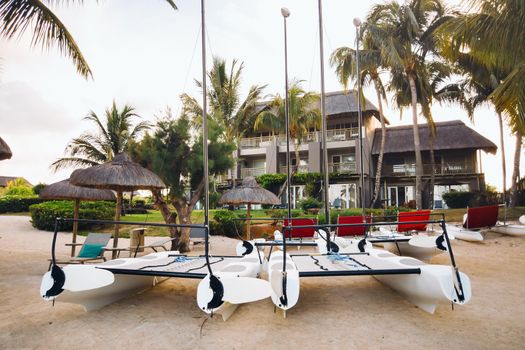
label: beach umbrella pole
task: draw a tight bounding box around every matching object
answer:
[113,191,122,259]
[71,199,80,256]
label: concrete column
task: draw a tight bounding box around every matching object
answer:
[308,141,321,173]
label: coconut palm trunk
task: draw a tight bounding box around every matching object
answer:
[409,75,424,210]
[497,112,507,203]
[509,130,522,207]
[371,79,386,207]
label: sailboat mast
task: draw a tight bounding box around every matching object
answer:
[318,0,331,251]
[201,0,209,227]
[354,19,366,217]
[201,0,212,274]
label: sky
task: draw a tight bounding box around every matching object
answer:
[0,0,520,191]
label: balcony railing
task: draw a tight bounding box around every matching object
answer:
[384,163,476,176]
[241,167,266,177]
[240,128,359,149]
[329,162,357,174]
[239,135,273,149]
[279,165,309,173]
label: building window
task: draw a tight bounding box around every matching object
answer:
[387,186,415,207]
[329,183,357,209]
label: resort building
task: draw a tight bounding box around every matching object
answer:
[226,90,497,209]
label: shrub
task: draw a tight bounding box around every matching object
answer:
[264,209,303,219]
[0,196,44,213]
[298,197,323,211]
[32,183,47,195]
[255,173,287,191]
[210,210,244,238]
[209,192,222,209]
[4,186,34,196]
[442,191,475,208]
[29,200,115,231]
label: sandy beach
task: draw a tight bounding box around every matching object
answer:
[1,215,524,350]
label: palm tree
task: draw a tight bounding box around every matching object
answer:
[182,57,265,144]
[436,53,510,202]
[51,101,150,170]
[330,29,388,208]
[0,0,177,78]
[366,0,450,209]
[254,80,320,173]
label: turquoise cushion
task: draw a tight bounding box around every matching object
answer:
[77,243,105,258]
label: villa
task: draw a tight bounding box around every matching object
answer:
[226,90,497,209]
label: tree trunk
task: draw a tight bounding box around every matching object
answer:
[153,190,178,238]
[371,78,386,208]
[294,141,301,173]
[497,112,507,203]
[173,203,192,253]
[509,130,522,207]
[429,134,435,209]
[408,75,423,210]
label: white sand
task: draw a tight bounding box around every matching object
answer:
[0,215,524,350]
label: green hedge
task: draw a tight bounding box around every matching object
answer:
[442,191,475,208]
[29,200,115,231]
[298,197,323,211]
[0,196,44,213]
[264,209,304,219]
[210,210,244,238]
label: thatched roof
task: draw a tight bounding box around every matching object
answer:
[0,176,32,187]
[39,179,116,201]
[371,120,497,155]
[69,152,166,191]
[0,137,12,160]
[218,177,280,205]
[323,90,381,119]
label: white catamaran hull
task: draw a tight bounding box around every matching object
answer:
[443,225,483,242]
[41,251,176,311]
[491,223,525,236]
[197,246,272,321]
[266,251,300,312]
[325,240,471,313]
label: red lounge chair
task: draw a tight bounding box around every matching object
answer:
[284,218,318,239]
[464,205,499,229]
[336,216,370,236]
[397,210,431,232]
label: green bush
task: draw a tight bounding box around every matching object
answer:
[29,200,115,231]
[442,191,475,208]
[4,186,34,196]
[298,197,323,211]
[32,183,47,195]
[255,173,287,190]
[0,196,44,213]
[210,210,244,238]
[209,192,222,209]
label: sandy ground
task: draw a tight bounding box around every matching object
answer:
[1,215,524,350]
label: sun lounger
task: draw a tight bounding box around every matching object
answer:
[336,215,370,236]
[49,233,111,269]
[463,205,498,229]
[283,218,318,239]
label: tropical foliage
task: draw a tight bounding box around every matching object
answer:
[51,101,150,171]
[181,57,265,144]
[130,109,235,252]
[254,80,320,172]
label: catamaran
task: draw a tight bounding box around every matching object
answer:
[40,0,472,320]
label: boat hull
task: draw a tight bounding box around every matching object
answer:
[491,224,525,236]
[444,225,483,242]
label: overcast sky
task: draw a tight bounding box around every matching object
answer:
[0,0,519,190]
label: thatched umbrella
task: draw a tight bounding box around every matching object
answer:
[218,176,280,239]
[0,137,12,161]
[70,153,165,258]
[39,179,116,256]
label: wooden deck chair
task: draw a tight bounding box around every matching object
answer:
[336,216,370,236]
[397,210,431,232]
[283,218,318,239]
[49,233,111,269]
[463,205,499,230]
